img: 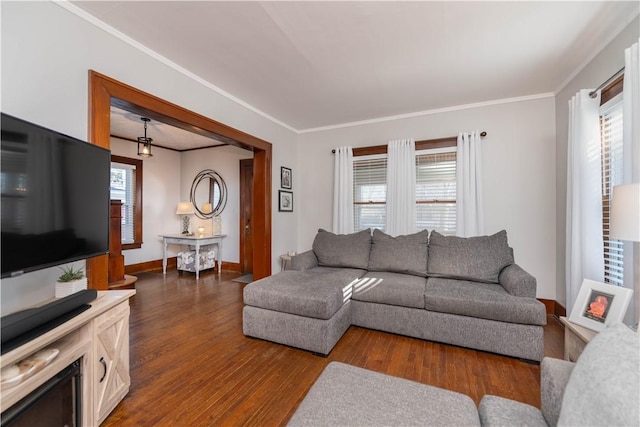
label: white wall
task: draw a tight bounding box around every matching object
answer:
[554,16,639,308]
[297,97,557,299]
[1,1,298,312]
[181,145,253,264]
[110,138,182,265]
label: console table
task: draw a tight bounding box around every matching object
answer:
[160,234,226,279]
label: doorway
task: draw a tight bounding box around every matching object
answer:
[87,71,272,288]
[240,159,254,274]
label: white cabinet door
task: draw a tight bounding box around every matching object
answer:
[94,301,130,425]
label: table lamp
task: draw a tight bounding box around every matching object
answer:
[610,183,640,333]
[176,202,195,235]
[202,203,213,215]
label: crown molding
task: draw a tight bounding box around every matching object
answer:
[299,93,555,134]
[53,0,298,134]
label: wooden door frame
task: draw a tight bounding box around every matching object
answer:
[87,71,272,286]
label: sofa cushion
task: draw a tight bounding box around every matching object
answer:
[558,323,639,427]
[479,395,547,427]
[243,267,366,320]
[351,272,427,309]
[367,229,428,277]
[427,230,513,283]
[424,278,546,325]
[312,228,372,269]
[287,362,480,426]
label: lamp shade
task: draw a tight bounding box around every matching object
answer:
[176,202,194,215]
[610,183,640,242]
[202,203,213,214]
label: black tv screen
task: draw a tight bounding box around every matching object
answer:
[1,113,110,278]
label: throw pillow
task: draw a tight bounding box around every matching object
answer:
[312,228,372,269]
[367,229,429,277]
[557,323,639,427]
[427,230,513,283]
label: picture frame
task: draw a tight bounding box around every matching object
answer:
[568,279,633,332]
[281,167,292,189]
[278,190,293,212]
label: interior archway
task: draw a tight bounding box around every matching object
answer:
[87,71,272,288]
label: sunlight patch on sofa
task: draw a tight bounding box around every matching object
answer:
[343,277,383,302]
[346,277,383,300]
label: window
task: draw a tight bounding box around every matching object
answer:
[599,94,624,286]
[353,155,387,230]
[110,155,142,249]
[416,149,457,234]
[352,145,456,234]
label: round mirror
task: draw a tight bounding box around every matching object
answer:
[190,169,227,219]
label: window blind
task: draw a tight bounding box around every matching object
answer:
[416,151,457,235]
[353,156,387,231]
[352,148,457,234]
[110,162,136,244]
[599,98,624,287]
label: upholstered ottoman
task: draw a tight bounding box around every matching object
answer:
[177,249,217,273]
[288,362,480,426]
[243,268,365,355]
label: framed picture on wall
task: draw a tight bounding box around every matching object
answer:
[568,279,633,332]
[281,167,292,189]
[278,190,293,212]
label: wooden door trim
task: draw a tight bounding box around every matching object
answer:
[88,70,272,282]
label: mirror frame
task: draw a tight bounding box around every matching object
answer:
[190,169,228,219]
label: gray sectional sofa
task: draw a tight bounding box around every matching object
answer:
[287,323,640,426]
[243,228,547,361]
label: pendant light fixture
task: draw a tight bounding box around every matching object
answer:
[137,117,153,158]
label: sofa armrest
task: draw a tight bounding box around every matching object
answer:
[499,263,537,298]
[289,250,318,271]
[541,357,575,427]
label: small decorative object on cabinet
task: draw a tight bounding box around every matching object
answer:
[568,279,633,332]
[55,265,87,298]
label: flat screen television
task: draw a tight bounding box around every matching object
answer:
[1,113,110,278]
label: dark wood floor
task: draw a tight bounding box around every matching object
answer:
[103,270,564,427]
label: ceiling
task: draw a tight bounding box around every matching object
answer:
[110,106,226,152]
[72,1,639,148]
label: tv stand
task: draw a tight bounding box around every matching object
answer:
[0,290,135,426]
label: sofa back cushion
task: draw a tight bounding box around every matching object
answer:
[312,229,372,269]
[427,230,513,283]
[367,229,428,277]
[558,323,639,427]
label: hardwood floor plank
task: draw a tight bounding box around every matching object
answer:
[103,271,565,426]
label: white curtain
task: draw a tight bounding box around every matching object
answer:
[332,146,354,234]
[566,89,604,314]
[385,139,416,236]
[623,39,640,327]
[456,131,484,237]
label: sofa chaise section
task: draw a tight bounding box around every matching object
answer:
[243,267,366,355]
